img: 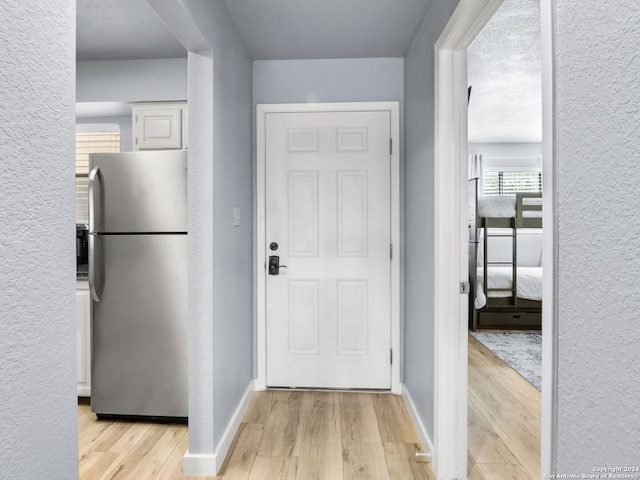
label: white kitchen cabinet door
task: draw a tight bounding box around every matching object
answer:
[132,103,187,150]
[76,281,91,397]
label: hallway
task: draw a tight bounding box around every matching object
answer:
[79,391,435,479]
[78,337,540,479]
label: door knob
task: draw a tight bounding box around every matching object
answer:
[268,255,287,275]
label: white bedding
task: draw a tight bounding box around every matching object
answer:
[477,195,516,218]
[474,266,543,309]
[477,195,543,219]
[476,228,543,268]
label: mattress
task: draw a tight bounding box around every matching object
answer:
[474,266,543,309]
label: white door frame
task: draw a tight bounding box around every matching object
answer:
[256,102,401,394]
[433,0,556,478]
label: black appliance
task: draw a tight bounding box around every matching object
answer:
[76,224,89,273]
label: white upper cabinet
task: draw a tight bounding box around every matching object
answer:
[132,102,187,151]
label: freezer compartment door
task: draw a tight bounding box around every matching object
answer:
[91,234,188,418]
[89,150,187,233]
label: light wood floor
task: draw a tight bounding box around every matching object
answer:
[467,334,541,480]
[78,336,540,479]
[79,391,435,479]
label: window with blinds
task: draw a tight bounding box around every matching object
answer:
[76,130,120,223]
[483,171,542,195]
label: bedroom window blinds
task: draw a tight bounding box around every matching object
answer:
[76,129,121,223]
[483,171,542,195]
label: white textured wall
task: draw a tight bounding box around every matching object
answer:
[555,0,640,470]
[186,50,216,455]
[0,2,77,479]
[403,0,460,439]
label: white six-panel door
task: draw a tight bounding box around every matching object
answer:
[265,110,392,389]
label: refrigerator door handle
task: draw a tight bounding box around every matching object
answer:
[88,234,103,302]
[88,166,102,234]
[88,166,104,302]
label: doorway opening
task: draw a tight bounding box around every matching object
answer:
[432,0,555,478]
[466,0,543,478]
[255,102,402,394]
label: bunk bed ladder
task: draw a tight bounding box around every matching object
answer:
[482,216,517,308]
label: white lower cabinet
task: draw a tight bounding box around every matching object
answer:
[76,281,91,397]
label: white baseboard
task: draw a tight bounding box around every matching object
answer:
[183,379,256,476]
[182,451,216,476]
[401,383,435,461]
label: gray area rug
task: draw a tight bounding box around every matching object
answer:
[470,331,542,390]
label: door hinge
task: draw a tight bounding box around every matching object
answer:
[460,282,470,294]
[389,139,393,155]
[390,244,393,260]
[390,349,393,365]
[135,114,139,123]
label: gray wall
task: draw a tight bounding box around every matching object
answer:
[76,58,187,150]
[554,0,640,470]
[0,1,77,478]
[209,7,254,451]
[76,58,187,103]
[177,0,254,452]
[253,57,405,375]
[468,142,542,157]
[403,0,460,439]
[253,58,404,106]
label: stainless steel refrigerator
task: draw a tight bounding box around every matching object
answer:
[88,150,188,421]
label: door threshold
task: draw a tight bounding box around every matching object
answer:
[266,386,392,394]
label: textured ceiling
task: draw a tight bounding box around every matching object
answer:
[76,0,542,143]
[76,0,186,61]
[76,0,428,61]
[223,0,429,59]
[467,0,542,143]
